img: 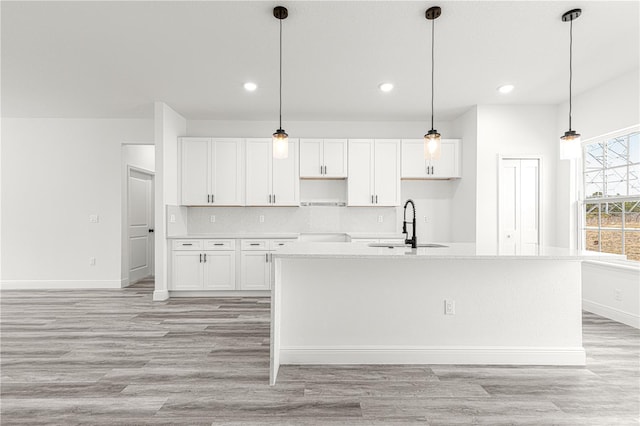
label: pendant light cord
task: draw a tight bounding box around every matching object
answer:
[430,17,435,131]
[279,18,283,130]
[569,18,573,131]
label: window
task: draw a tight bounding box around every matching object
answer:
[583,130,640,261]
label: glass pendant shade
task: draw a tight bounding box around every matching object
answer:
[424,130,441,160]
[272,128,289,159]
[559,130,581,160]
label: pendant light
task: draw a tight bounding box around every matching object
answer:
[424,6,442,161]
[272,6,289,159]
[559,8,582,160]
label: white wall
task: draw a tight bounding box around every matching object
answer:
[187,119,452,140]
[450,106,478,242]
[1,118,153,288]
[556,68,640,249]
[120,144,155,284]
[476,105,558,246]
[153,102,186,301]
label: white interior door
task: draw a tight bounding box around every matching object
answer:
[128,168,154,283]
[499,158,539,248]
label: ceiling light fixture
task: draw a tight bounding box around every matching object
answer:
[560,8,582,160]
[424,6,442,161]
[244,82,258,92]
[379,82,394,92]
[272,6,289,159]
[497,84,514,94]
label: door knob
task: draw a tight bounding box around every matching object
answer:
[148,229,154,233]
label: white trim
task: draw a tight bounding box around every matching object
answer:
[169,290,270,298]
[279,346,586,366]
[583,299,640,329]
[581,124,640,145]
[583,259,640,272]
[0,279,126,290]
[152,289,169,301]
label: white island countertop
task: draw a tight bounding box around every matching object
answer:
[272,242,624,261]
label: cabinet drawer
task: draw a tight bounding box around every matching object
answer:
[269,239,297,250]
[204,240,235,251]
[241,240,269,251]
[173,240,203,250]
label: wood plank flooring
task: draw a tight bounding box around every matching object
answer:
[1,279,638,425]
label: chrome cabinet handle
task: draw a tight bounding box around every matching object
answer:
[375,195,378,204]
[199,253,202,263]
[250,243,260,246]
[214,243,224,246]
[207,194,210,203]
[183,243,193,246]
[371,195,374,204]
[212,194,215,203]
[431,166,434,175]
[204,253,207,262]
[268,194,271,203]
[320,165,323,175]
[265,253,268,262]
[273,194,276,203]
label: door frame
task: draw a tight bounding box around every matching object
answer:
[125,165,155,286]
[497,155,543,247]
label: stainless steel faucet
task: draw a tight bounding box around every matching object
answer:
[403,199,417,249]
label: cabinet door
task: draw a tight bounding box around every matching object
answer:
[245,139,272,206]
[212,139,243,205]
[272,140,299,206]
[347,139,374,206]
[203,251,236,290]
[431,140,460,178]
[374,139,401,206]
[299,139,323,178]
[240,251,270,290]
[401,139,429,178]
[171,251,203,290]
[323,139,348,178]
[181,138,210,205]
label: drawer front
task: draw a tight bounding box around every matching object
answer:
[173,240,203,250]
[241,240,269,251]
[204,240,235,251]
[269,239,298,250]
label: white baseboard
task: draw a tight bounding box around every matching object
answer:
[279,346,586,366]
[152,289,169,301]
[0,279,126,290]
[169,290,270,298]
[583,299,640,329]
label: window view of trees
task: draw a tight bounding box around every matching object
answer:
[583,131,640,261]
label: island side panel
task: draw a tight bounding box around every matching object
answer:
[277,257,585,366]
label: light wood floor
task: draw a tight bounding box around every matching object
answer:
[1,279,638,425]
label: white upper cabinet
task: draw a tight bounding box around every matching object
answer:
[180,137,244,206]
[347,139,401,206]
[401,139,461,179]
[245,138,299,206]
[299,139,347,178]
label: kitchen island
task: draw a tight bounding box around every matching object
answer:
[269,242,619,385]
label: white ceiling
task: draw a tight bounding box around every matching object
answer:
[2,1,638,121]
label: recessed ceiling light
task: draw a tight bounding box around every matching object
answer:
[497,84,515,94]
[244,82,258,92]
[379,82,394,92]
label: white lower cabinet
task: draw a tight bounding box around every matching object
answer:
[171,238,296,292]
[203,251,236,290]
[239,251,271,290]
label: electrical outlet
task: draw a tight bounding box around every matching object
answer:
[424,216,429,223]
[444,299,455,315]
[89,214,99,223]
[169,214,176,223]
[89,257,96,266]
[259,215,265,223]
[378,215,384,223]
[210,215,216,223]
[615,289,622,301]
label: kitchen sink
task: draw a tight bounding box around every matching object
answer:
[368,243,448,248]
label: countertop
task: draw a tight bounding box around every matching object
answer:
[345,232,405,239]
[168,233,300,239]
[272,242,625,261]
